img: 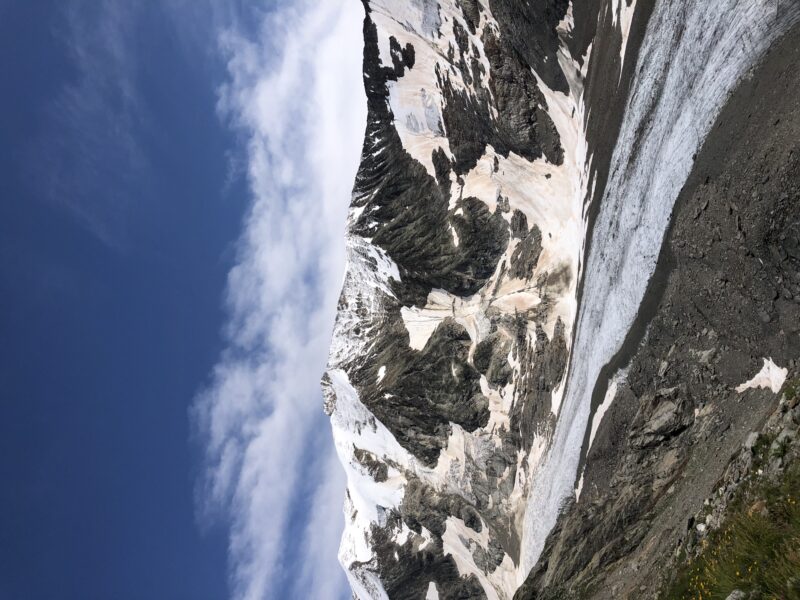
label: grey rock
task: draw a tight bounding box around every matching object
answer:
[745,432,761,450]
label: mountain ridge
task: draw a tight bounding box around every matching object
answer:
[323,1,800,597]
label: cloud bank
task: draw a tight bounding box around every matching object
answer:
[194,1,366,599]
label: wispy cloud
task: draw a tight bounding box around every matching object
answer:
[194,1,366,599]
[37,0,148,249]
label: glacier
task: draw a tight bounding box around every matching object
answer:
[520,0,800,575]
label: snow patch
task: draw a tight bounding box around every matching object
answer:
[369,0,453,177]
[426,582,440,600]
[588,368,628,450]
[419,526,435,550]
[329,369,410,525]
[574,469,585,502]
[400,289,490,351]
[441,516,517,600]
[736,358,788,394]
[550,374,566,416]
[613,0,637,68]
[483,375,513,431]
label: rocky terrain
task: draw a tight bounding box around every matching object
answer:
[516,23,800,598]
[664,387,800,599]
[323,1,800,598]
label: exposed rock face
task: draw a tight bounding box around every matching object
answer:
[516,19,800,600]
[323,0,800,598]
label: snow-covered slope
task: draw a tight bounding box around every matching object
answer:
[324,1,593,596]
[323,0,800,597]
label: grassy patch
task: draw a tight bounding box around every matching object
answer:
[785,378,800,405]
[661,463,800,600]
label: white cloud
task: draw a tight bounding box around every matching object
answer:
[194,1,366,599]
[39,0,147,249]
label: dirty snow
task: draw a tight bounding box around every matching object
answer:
[736,358,788,394]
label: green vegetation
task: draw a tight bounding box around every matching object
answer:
[785,378,800,406]
[662,452,800,600]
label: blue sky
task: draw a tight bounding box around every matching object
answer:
[0,1,363,598]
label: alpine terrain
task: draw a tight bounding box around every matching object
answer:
[322,0,800,597]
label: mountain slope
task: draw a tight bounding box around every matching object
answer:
[323,1,800,598]
[517,21,800,599]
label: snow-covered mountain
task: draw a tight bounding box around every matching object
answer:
[323,1,800,598]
